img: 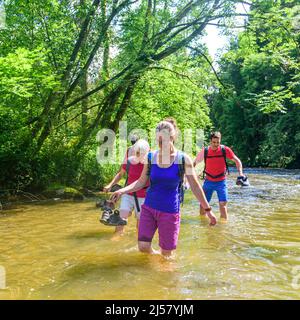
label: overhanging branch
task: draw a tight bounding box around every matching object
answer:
[188,46,228,89]
[148,66,200,87]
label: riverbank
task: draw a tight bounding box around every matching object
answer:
[0,185,110,210]
[1,167,300,210]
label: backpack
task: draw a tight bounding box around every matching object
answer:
[203,145,229,179]
[147,151,186,205]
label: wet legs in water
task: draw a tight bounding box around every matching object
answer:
[200,202,228,220]
[114,210,139,235]
[219,201,228,220]
[138,241,173,257]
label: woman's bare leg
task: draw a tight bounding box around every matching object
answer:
[160,249,174,257]
[138,241,159,254]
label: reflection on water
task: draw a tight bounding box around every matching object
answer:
[0,169,300,299]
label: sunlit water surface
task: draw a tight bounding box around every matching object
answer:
[1,169,300,299]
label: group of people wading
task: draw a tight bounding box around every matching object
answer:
[103,118,246,257]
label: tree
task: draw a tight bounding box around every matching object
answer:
[211,0,300,167]
[0,0,252,189]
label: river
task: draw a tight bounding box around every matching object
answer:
[1,168,300,299]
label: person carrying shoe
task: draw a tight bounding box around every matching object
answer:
[122,133,139,164]
[193,131,245,220]
[104,139,150,234]
[111,120,216,258]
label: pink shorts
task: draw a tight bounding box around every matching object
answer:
[138,204,180,251]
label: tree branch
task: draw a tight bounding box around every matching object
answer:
[65,63,134,109]
[187,46,228,89]
[63,0,136,104]
[38,11,59,71]
[110,77,139,132]
[154,19,203,50]
[140,0,153,51]
[127,104,147,122]
[33,0,139,150]
[206,22,246,28]
[228,0,252,6]
[152,0,222,61]
[73,80,128,152]
[152,0,204,45]
[148,66,200,87]
[152,20,207,61]
[62,0,101,83]
[208,13,250,21]
[55,102,103,130]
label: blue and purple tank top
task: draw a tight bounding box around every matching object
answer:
[144,151,182,213]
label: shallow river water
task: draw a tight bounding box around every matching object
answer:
[1,168,300,299]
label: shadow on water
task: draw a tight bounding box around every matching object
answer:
[85,206,100,212]
[68,229,113,240]
[61,256,145,281]
[32,252,180,299]
[0,205,28,217]
[0,211,19,218]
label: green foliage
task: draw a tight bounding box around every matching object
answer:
[128,60,211,129]
[257,111,300,167]
[3,0,299,193]
[211,0,300,168]
[1,0,219,190]
[0,47,61,190]
[124,52,213,155]
[0,47,60,102]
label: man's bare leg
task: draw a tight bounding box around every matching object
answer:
[219,201,228,220]
[114,209,130,235]
[114,225,125,234]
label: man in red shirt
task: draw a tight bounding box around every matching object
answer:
[193,132,245,220]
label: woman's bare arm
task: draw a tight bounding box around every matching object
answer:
[184,154,217,225]
[110,160,149,202]
[104,168,126,192]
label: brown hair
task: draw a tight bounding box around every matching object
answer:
[164,117,178,138]
[164,117,177,129]
[210,131,222,140]
[156,121,176,140]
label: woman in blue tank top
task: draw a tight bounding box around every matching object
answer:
[144,150,182,213]
[111,119,216,257]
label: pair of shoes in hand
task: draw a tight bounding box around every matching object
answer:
[99,208,127,226]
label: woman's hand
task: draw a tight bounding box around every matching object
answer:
[110,190,123,203]
[103,185,112,193]
[184,154,217,226]
[206,209,217,226]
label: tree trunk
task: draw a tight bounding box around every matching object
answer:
[81,71,88,128]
